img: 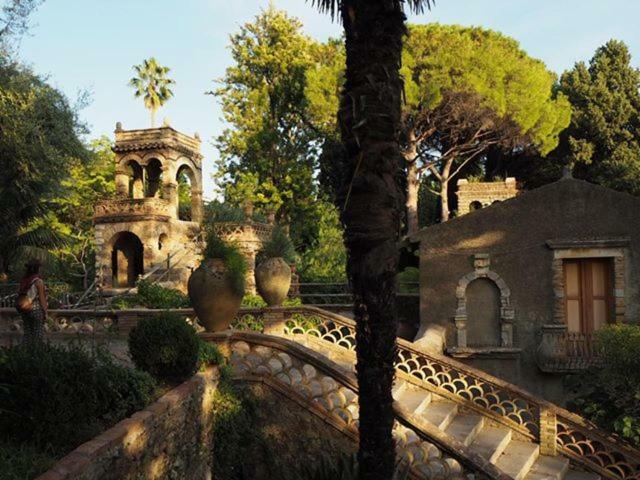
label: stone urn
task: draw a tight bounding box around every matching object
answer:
[188,258,243,332]
[255,257,291,306]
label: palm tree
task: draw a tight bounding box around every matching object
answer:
[309,1,432,479]
[128,57,175,128]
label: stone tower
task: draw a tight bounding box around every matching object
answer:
[456,177,519,216]
[94,123,203,293]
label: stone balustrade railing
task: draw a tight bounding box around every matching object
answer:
[94,197,175,221]
[2,305,638,479]
[536,324,600,372]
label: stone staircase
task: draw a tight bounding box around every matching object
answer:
[326,350,599,480]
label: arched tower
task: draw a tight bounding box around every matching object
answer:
[93,122,204,293]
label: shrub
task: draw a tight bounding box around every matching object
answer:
[203,231,247,297]
[258,226,297,264]
[0,344,155,452]
[128,313,200,383]
[136,279,190,309]
[567,324,640,446]
[199,341,224,370]
[0,440,55,480]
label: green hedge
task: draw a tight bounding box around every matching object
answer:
[0,344,155,453]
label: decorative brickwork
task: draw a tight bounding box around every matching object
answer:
[456,177,518,216]
[454,254,515,348]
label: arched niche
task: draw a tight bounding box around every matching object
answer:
[110,231,144,288]
[454,254,514,348]
[469,201,483,212]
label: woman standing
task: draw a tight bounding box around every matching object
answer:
[17,259,47,344]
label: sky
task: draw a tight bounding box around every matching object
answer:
[17,0,640,199]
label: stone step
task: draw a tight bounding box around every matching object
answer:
[469,426,512,463]
[421,400,458,430]
[564,471,601,480]
[496,440,540,480]
[395,385,432,414]
[525,456,569,480]
[444,413,484,446]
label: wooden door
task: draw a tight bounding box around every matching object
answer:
[564,258,613,333]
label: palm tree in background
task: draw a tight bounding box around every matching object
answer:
[128,57,175,128]
[309,1,433,478]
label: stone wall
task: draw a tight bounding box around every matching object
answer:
[37,368,219,480]
[415,179,640,403]
[456,177,518,216]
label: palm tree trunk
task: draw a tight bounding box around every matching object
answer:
[337,1,406,478]
[151,108,156,128]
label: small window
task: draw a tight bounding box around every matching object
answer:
[563,258,614,333]
[469,201,483,211]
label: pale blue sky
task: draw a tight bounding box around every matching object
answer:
[18,0,640,198]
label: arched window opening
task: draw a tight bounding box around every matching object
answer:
[176,166,194,221]
[127,161,144,199]
[469,201,483,211]
[465,278,501,347]
[110,232,144,288]
[145,159,163,198]
[158,233,168,251]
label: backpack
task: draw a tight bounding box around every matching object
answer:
[15,279,38,314]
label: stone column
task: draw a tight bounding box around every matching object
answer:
[163,182,178,218]
[191,188,204,223]
[115,171,129,198]
[262,308,286,337]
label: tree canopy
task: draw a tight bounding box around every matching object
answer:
[0,54,87,277]
[129,57,175,128]
[213,6,337,248]
[402,24,572,223]
[557,40,640,194]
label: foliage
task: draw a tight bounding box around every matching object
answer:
[231,314,264,332]
[557,40,640,194]
[0,54,87,278]
[258,226,297,264]
[401,24,571,221]
[128,313,200,383]
[129,57,175,127]
[204,200,267,224]
[0,0,42,54]
[177,169,193,221]
[298,201,346,283]
[567,324,640,447]
[0,440,55,480]
[213,6,332,248]
[211,381,265,480]
[136,278,190,309]
[198,341,224,370]
[241,294,267,308]
[290,452,409,480]
[0,343,155,452]
[203,230,247,297]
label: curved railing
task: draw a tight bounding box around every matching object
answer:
[241,306,640,480]
[204,330,506,480]
[2,305,639,479]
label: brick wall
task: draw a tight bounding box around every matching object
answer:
[37,367,219,480]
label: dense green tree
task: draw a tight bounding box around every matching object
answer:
[298,200,346,282]
[0,55,86,279]
[557,40,640,193]
[310,1,433,478]
[213,6,328,248]
[129,57,175,128]
[402,24,571,226]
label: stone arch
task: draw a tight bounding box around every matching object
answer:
[158,232,168,251]
[145,158,163,198]
[176,164,197,221]
[109,231,144,288]
[125,160,144,199]
[469,201,483,212]
[454,254,514,348]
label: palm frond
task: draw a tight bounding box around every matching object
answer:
[308,0,434,20]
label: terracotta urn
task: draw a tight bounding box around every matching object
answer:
[255,257,291,306]
[188,258,242,332]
